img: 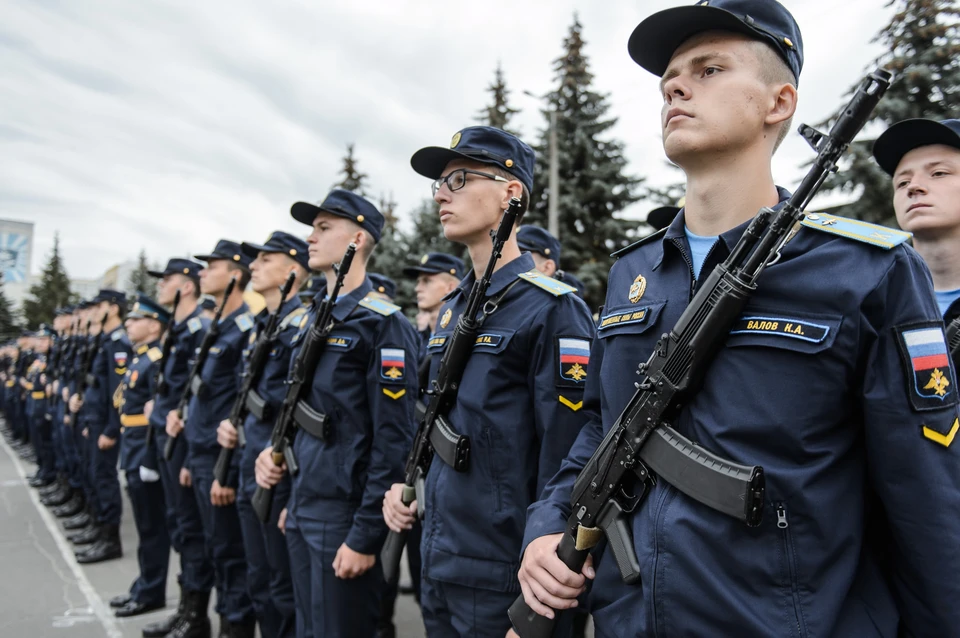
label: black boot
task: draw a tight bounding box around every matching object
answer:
[68,523,101,545]
[217,616,255,638]
[167,590,211,638]
[28,474,55,488]
[142,585,186,637]
[76,524,122,564]
[52,493,85,518]
[39,479,65,497]
[41,486,73,507]
[63,508,92,530]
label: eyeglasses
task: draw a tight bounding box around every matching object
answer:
[431,168,508,196]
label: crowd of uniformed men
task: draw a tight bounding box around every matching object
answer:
[3,0,960,636]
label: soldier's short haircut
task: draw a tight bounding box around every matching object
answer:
[225,261,252,291]
[751,41,797,154]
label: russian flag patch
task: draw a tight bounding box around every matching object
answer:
[380,347,406,383]
[896,323,957,412]
[557,337,591,388]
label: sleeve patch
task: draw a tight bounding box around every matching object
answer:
[114,352,128,368]
[895,322,959,413]
[556,336,591,388]
[923,418,959,447]
[187,317,202,334]
[383,388,407,400]
[380,347,406,382]
[559,395,583,411]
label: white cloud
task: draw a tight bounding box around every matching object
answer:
[0,0,894,280]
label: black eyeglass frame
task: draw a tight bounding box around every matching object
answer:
[431,168,509,196]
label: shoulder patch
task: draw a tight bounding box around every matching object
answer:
[556,336,591,388]
[147,347,163,362]
[611,227,668,258]
[111,329,123,341]
[359,295,401,316]
[187,317,202,334]
[379,347,406,383]
[894,322,959,413]
[518,270,575,297]
[280,307,308,331]
[235,313,254,332]
[800,213,911,249]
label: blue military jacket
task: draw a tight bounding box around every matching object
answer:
[287,278,419,556]
[421,252,596,594]
[239,296,306,497]
[24,354,47,420]
[525,193,960,637]
[185,304,252,459]
[118,340,162,472]
[95,326,132,439]
[149,307,209,436]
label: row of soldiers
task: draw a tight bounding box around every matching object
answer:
[4,0,960,636]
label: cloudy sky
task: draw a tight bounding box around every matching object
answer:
[2,0,894,280]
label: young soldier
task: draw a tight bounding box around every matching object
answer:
[216,231,309,638]
[517,1,960,636]
[382,126,597,636]
[516,225,586,298]
[167,240,256,637]
[254,189,419,637]
[139,258,213,638]
[111,294,170,617]
[873,118,960,366]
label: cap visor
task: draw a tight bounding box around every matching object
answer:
[291,202,323,226]
[629,6,771,76]
[240,242,273,259]
[402,265,444,278]
[410,147,475,179]
[146,269,166,279]
[873,119,960,175]
[192,254,219,262]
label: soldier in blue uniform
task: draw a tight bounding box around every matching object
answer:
[23,330,53,487]
[216,231,309,638]
[368,273,397,302]
[254,190,420,637]
[45,310,83,510]
[169,240,256,637]
[403,252,465,345]
[110,294,171,617]
[518,2,960,636]
[76,288,131,564]
[382,126,597,636]
[517,225,586,298]
[141,258,215,638]
[874,118,960,364]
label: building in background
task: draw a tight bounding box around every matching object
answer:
[0,219,35,310]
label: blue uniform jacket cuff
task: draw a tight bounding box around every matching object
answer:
[521,503,570,560]
[345,524,386,556]
[102,425,121,440]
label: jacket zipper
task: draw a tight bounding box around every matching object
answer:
[777,503,806,637]
[650,486,670,637]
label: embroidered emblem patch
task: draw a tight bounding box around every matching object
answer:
[474,334,503,348]
[599,308,649,331]
[730,316,830,344]
[380,348,406,382]
[629,275,646,304]
[187,317,202,334]
[440,308,452,329]
[326,336,353,349]
[896,323,958,412]
[557,337,591,388]
[114,352,128,368]
[923,418,960,448]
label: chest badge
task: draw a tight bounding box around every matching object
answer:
[440,308,452,329]
[628,274,647,304]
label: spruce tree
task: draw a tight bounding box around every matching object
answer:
[334,143,369,195]
[0,277,19,339]
[128,248,157,297]
[816,0,960,225]
[528,15,643,309]
[477,63,520,134]
[368,193,414,312]
[22,233,73,329]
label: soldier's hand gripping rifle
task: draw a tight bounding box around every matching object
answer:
[145,290,180,453]
[250,243,357,523]
[66,312,108,427]
[381,197,523,584]
[214,271,297,487]
[509,69,893,637]
[163,277,237,461]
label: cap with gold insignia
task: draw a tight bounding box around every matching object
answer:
[369,273,397,300]
[241,231,310,270]
[290,189,385,242]
[194,239,253,268]
[517,226,562,268]
[410,125,536,193]
[402,252,466,280]
[873,119,960,176]
[93,288,127,307]
[628,0,804,84]
[147,258,203,283]
[127,293,171,324]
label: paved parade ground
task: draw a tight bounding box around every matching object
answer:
[0,428,425,637]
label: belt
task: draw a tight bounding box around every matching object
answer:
[85,374,99,389]
[245,390,274,422]
[120,413,149,427]
[292,400,329,441]
[428,411,471,472]
[5,380,14,388]
[31,391,46,400]
[189,375,204,398]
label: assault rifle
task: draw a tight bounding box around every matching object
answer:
[214,271,297,487]
[250,244,356,522]
[508,69,893,636]
[947,316,960,361]
[67,313,108,427]
[145,290,180,454]
[381,197,523,584]
[163,277,237,460]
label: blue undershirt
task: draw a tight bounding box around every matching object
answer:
[685,226,720,280]
[936,287,960,317]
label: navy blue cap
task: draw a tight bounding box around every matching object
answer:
[873,119,960,175]
[194,239,253,269]
[298,273,326,299]
[402,252,466,279]
[241,231,310,270]
[54,306,73,316]
[93,288,127,307]
[33,325,54,338]
[646,206,681,231]
[368,273,396,299]
[199,295,217,311]
[517,226,562,267]
[629,0,803,84]
[77,299,94,310]
[291,190,384,242]
[127,293,171,324]
[148,258,203,281]
[411,126,536,194]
